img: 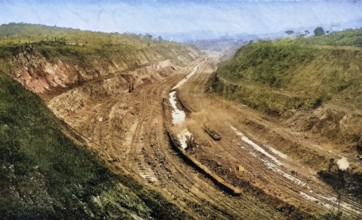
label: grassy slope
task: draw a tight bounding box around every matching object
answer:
[210,30,362,115]
[0,71,191,219]
[0,23,169,48]
[0,23,193,219]
[296,28,362,47]
[209,29,362,202]
[0,23,195,69]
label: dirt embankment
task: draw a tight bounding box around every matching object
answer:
[209,75,362,153]
[206,40,362,208]
[10,44,198,98]
[44,54,299,219]
[208,39,362,161]
[283,105,362,146]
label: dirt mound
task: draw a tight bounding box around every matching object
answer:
[284,105,362,146]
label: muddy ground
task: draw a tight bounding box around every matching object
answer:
[47,53,361,219]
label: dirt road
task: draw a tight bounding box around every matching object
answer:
[48,54,361,219]
[176,53,361,219]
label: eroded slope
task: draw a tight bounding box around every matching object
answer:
[208,30,362,205]
[0,73,191,219]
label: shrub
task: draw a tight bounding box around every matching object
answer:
[314,27,325,36]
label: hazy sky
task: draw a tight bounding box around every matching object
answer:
[1,0,361,40]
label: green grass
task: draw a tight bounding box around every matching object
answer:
[218,41,315,87]
[209,29,362,203]
[0,23,164,48]
[0,23,197,219]
[296,28,362,47]
[0,23,196,70]
[209,30,362,115]
[0,72,191,219]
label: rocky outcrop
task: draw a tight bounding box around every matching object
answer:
[12,49,79,94]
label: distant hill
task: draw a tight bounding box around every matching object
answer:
[0,23,77,36]
[296,28,362,47]
[0,22,196,52]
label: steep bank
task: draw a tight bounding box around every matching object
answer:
[209,29,362,150]
[208,29,362,202]
[0,23,198,98]
[0,23,198,219]
[0,73,191,219]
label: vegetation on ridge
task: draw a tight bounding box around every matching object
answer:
[0,23,193,219]
[0,23,196,69]
[0,71,191,219]
[208,28,362,204]
[209,28,362,115]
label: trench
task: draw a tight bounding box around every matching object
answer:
[166,62,242,196]
[168,64,200,150]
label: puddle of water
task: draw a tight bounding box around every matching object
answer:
[230,125,282,165]
[300,192,320,203]
[140,171,158,183]
[230,125,361,215]
[230,125,309,187]
[169,64,201,150]
[299,192,335,210]
[319,195,361,214]
[169,91,186,124]
[177,129,192,150]
[269,147,288,159]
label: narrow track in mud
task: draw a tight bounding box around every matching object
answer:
[48,55,361,219]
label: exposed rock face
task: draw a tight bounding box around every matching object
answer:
[10,45,198,96]
[12,49,79,94]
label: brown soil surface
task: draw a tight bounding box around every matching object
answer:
[47,53,361,219]
[177,53,361,219]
